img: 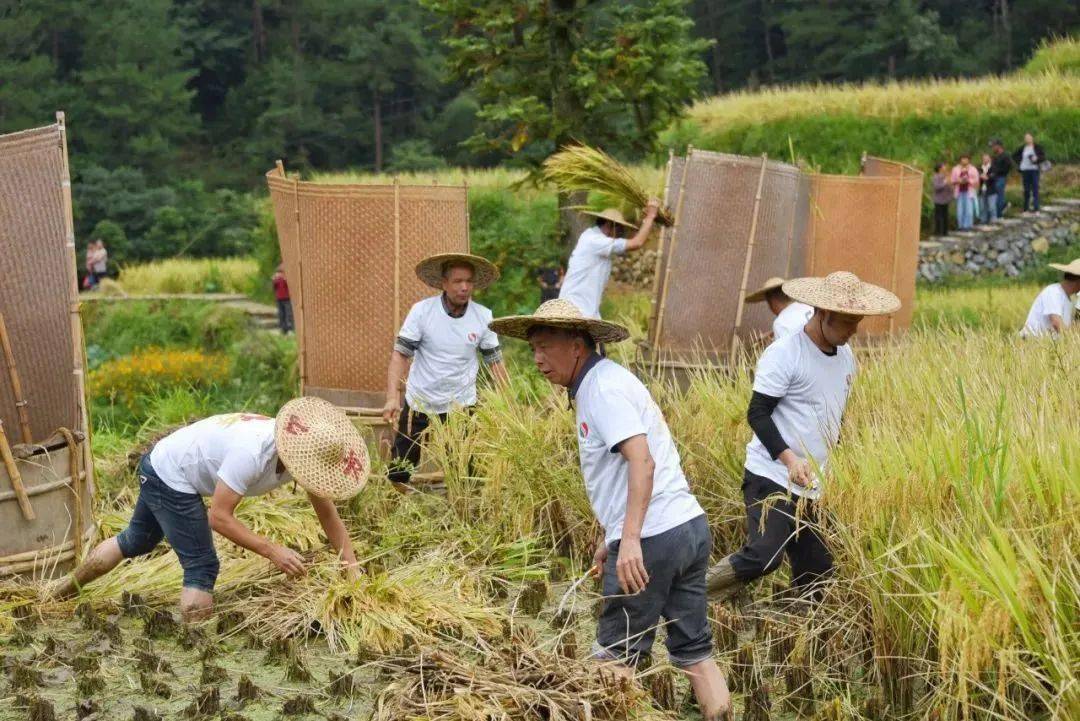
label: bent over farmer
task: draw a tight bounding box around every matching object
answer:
[51,398,368,620]
[490,298,732,721]
[744,276,814,342]
[559,201,660,319]
[383,253,509,491]
[1020,259,1080,337]
[707,272,900,602]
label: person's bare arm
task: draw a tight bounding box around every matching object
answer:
[1049,314,1064,334]
[623,198,660,252]
[208,483,306,577]
[307,492,361,580]
[615,434,654,594]
[383,350,411,424]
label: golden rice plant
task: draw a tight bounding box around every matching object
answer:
[542,144,674,225]
[115,257,258,295]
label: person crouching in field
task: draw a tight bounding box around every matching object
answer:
[706,272,900,604]
[490,299,732,721]
[1020,259,1080,337]
[50,398,368,620]
[744,277,814,342]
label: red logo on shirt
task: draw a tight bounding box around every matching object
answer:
[341,448,365,480]
[467,332,478,343]
[283,415,309,436]
[579,422,589,438]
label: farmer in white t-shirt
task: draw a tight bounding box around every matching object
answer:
[51,398,369,620]
[383,253,509,491]
[559,201,660,319]
[1020,259,1080,337]
[744,276,815,342]
[490,299,731,721]
[707,272,901,603]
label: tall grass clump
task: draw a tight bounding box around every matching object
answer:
[1023,35,1080,77]
[114,257,259,295]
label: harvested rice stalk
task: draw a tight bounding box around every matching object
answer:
[25,696,56,721]
[72,655,100,674]
[542,144,673,225]
[184,685,220,717]
[178,624,207,650]
[142,608,178,639]
[133,706,163,721]
[329,671,359,698]
[282,695,316,715]
[76,698,99,720]
[11,664,43,689]
[76,672,105,696]
[139,670,171,698]
[517,579,550,616]
[711,604,741,655]
[743,668,772,721]
[284,651,313,683]
[236,674,260,703]
[644,666,680,712]
[200,661,228,685]
[372,642,673,721]
[241,552,503,655]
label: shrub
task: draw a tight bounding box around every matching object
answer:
[83,300,250,364]
[89,347,230,407]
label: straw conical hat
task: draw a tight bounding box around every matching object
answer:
[489,298,629,344]
[783,271,901,316]
[581,208,638,229]
[1049,258,1080,275]
[415,253,499,291]
[745,277,787,304]
[275,397,369,500]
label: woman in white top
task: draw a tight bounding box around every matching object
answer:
[1012,133,1047,213]
[51,399,369,621]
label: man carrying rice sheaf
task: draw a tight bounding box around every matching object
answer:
[490,298,732,721]
[50,399,368,620]
[743,276,815,342]
[558,200,661,319]
[1019,259,1080,337]
[382,253,509,491]
[707,272,901,603]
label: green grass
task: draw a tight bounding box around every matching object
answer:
[1022,35,1080,76]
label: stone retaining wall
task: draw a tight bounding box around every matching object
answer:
[918,199,1079,283]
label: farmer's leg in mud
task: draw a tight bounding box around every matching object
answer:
[662,516,732,720]
[709,470,794,601]
[784,502,833,602]
[150,479,220,622]
[50,477,166,599]
[387,402,430,491]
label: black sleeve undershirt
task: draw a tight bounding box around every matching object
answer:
[747,391,789,460]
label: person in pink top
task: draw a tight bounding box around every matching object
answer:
[950,155,980,230]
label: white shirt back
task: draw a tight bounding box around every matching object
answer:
[149,414,286,497]
[745,332,856,499]
[559,226,627,319]
[398,295,499,414]
[773,302,814,340]
[574,358,704,545]
[1021,283,1073,337]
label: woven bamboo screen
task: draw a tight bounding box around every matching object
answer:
[266,166,469,408]
[649,152,921,359]
[807,157,922,335]
[0,119,86,442]
[650,149,808,359]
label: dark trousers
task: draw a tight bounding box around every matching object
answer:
[276,299,294,334]
[933,203,949,236]
[729,469,833,595]
[993,176,1007,217]
[1021,170,1040,211]
[387,401,447,485]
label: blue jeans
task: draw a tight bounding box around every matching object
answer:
[116,455,220,592]
[956,195,975,229]
[980,193,996,222]
[1021,170,1040,211]
[994,176,1007,217]
[595,514,713,668]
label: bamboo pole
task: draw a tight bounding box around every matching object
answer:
[57,426,82,562]
[888,162,906,334]
[730,154,770,360]
[651,145,693,364]
[463,180,470,253]
[783,172,802,279]
[393,179,401,331]
[56,112,94,507]
[285,163,308,394]
[0,312,32,444]
[0,422,33,520]
[648,150,675,334]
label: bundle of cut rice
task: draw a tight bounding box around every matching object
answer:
[542,144,673,226]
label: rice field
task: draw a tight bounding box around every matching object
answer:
[110,257,259,296]
[1,282,1077,720]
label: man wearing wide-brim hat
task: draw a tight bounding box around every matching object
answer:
[707,271,901,603]
[490,298,732,720]
[559,201,660,319]
[51,398,368,620]
[383,253,508,491]
[1020,258,1080,337]
[745,276,814,342]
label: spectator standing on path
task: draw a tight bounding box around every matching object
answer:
[931,163,952,237]
[950,155,979,230]
[978,153,994,224]
[272,264,293,335]
[537,265,564,304]
[1013,132,1047,213]
[92,240,108,282]
[988,139,1012,220]
[83,240,100,290]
